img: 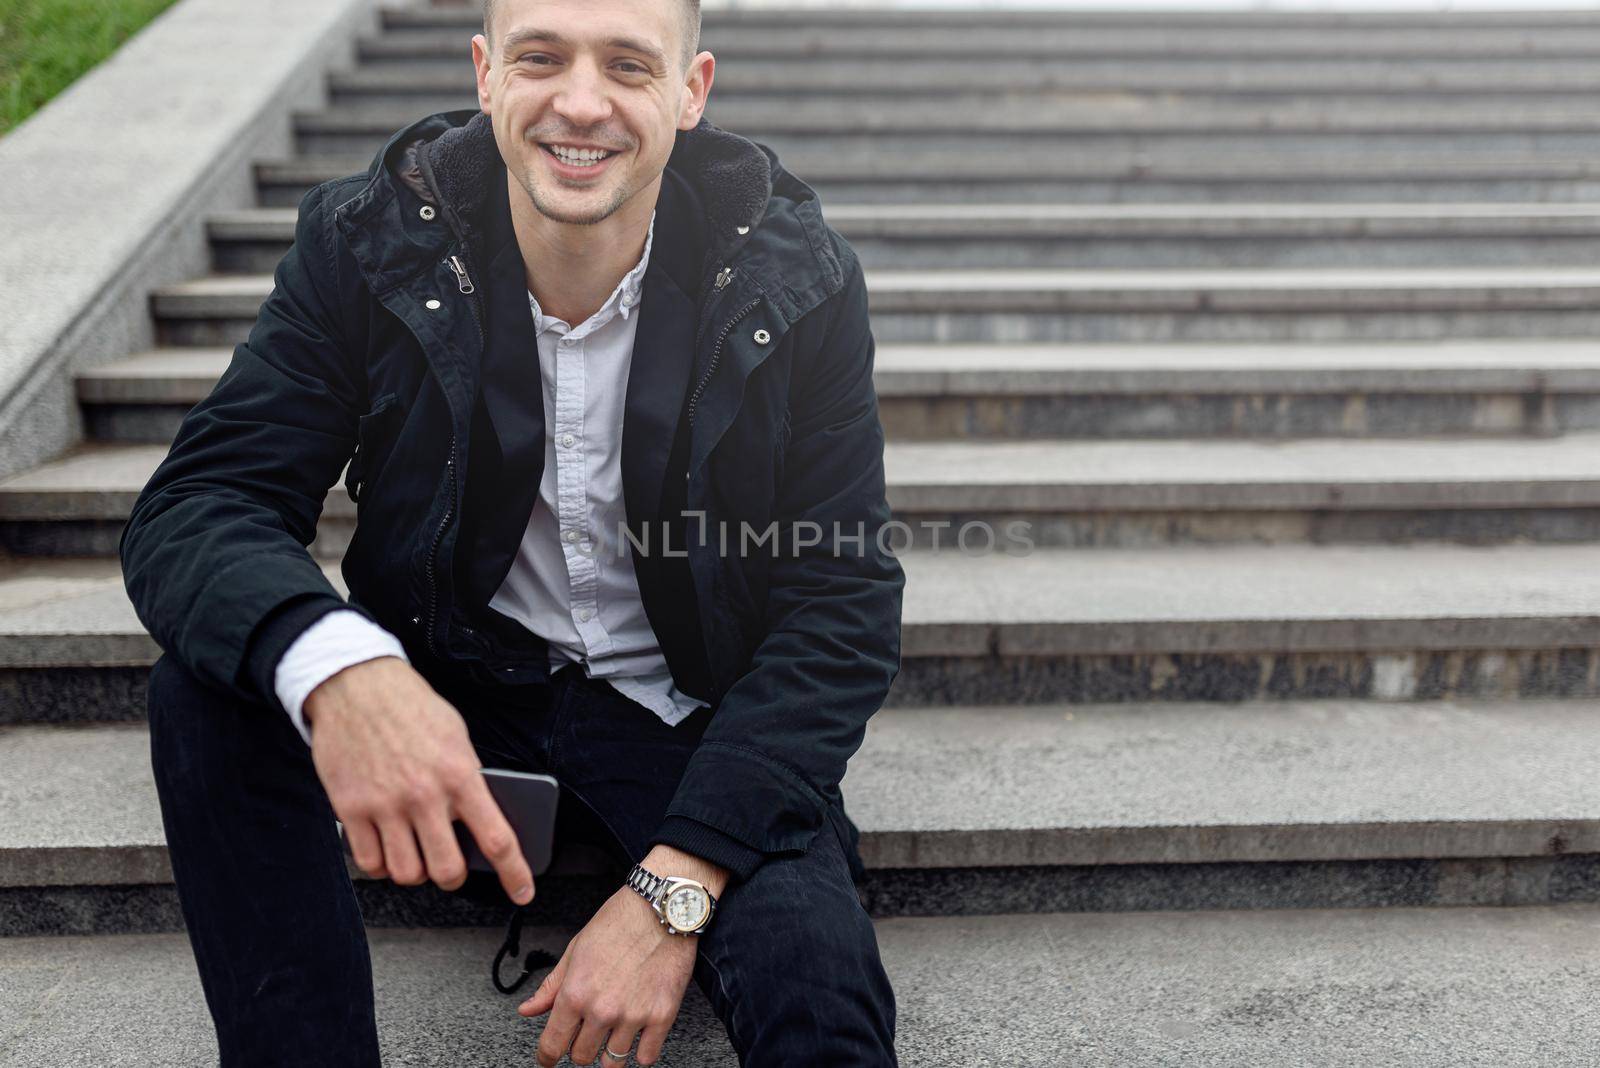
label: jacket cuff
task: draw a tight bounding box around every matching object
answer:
[242,593,376,713]
[648,815,766,886]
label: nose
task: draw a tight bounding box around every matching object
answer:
[550,58,614,133]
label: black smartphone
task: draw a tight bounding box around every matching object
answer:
[337,767,561,877]
[455,767,561,877]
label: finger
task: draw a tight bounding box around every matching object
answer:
[535,987,584,1068]
[635,1011,674,1066]
[376,816,425,886]
[570,1013,619,1067]
[604,1022,643,1065]
[411,806,469,892]
[519,943,569,1018]
[455,775,534,904]
[342,818,387,880]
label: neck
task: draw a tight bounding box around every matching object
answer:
[510,168,659,327]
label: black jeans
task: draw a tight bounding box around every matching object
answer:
[146,652,897,1066]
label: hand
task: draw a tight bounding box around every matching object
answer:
[519,846,729,1066]
[304,656,535,906]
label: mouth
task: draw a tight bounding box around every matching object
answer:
[539,141,621,178]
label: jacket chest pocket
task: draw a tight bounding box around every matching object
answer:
[344,392,403,504]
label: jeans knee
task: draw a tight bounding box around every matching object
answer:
[147,654,278,795]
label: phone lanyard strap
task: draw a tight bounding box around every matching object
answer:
[492,907,559,995]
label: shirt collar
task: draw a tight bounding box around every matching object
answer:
[528,209,656,335]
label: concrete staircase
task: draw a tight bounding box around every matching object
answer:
[9,4,1600,1062]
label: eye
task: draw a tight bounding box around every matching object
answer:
[517,53,554,65]
[616,61,647,73]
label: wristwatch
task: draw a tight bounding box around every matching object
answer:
[625,861,718,936]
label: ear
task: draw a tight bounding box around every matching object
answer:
[677,51,715,131]
[472,33,494,114]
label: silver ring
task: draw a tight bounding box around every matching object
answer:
[603,1044,630,1062]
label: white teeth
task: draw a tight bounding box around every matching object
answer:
[549,144,611,163]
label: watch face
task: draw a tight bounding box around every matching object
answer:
[664,886,709,931]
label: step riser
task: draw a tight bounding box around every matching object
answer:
[357,32,1600,59]
[868,310,1600,344]
[153,309,1600,346]
[8,852,1600,937]
[10,646,1600,726]
[326,87,1600,112]
[78,391,1598,445]
[882,392,1587,440]
[25,498,1600,559]
[341,55,1600,85]
[14,504,1600,560]
[210,234,1600,274]
[292,127,1600,159]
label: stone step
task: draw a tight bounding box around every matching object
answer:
[207,204,1600,273]
[356,26,1600,61]
[384,4,1600,29]
[252,154,1600,208]
[12,544,1600,722]
[9,698,1600,938]
[19,902,1600,1065]
[292,104,1600,158]
[76,341,1600,443]
[147,270,1600,345]
[325,60,1600,99]
[15,434,1600,556]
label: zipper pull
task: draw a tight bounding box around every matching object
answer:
[713,266,732,290]
[447,255,476,295]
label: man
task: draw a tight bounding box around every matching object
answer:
[120,0,905,1063]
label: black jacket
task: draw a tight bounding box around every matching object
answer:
[120,109,905,887]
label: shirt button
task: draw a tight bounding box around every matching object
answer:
[564,529,580,543]
[560,337,575,347]
[560,433,576,448]
[576,608,594,622]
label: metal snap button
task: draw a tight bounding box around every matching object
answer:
[753,329,770,344]
[419,205,436,221]
[736,225,749,235]
[425,298,441,310]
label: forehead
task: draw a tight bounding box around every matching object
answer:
[493,0,679,45]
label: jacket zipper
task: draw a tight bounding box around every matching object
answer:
[422,432,459,657]
[423,251,477,656]
[447,254,476,295]
[686,297,762,428]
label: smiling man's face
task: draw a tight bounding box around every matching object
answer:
[472,0,712,226]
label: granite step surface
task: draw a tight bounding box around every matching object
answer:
[74,340,1600,443]
[9,698,1600,935]
[16,903,1600,1066]
[15,434,1600,555]
[292,104,1600,158]
[356,25,1600,61]
[252,153,1600,207]
[147,269,1600,346]
[13,544,1600,722]
[206,203,1600,273]
[325,60,1600,99]
[388,4,1600,29]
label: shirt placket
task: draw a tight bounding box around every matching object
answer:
[552,325,613,657]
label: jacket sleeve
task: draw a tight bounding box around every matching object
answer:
[647,240,906,884]
[120,180,381,711]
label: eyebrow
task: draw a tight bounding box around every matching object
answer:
[500,27,667,67]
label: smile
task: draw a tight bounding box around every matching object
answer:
[540,142,620,172]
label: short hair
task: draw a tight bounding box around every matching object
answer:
[483,0,701,74]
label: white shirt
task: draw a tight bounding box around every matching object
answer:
[275,210,708,745]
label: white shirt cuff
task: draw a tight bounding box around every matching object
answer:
[273,609,409,746]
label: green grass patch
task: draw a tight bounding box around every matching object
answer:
[1,0,181,136]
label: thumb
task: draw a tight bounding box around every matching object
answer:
[518,948,567,1017]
